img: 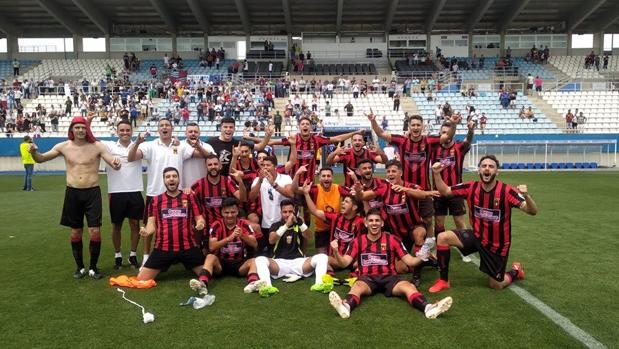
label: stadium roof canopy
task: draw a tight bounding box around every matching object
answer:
[0,0,618,37]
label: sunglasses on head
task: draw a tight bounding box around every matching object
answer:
[268,188,274,200]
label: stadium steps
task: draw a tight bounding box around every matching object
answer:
[526,95,566,131]
[398,96,420,117]
[542,64,572,91]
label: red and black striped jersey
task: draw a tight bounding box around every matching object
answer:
[362,177,388,211]
[209,218,255,262]
[430,141,470,187]
[191,176,239,224]
[336,148,380,187]
[324,212,365,255]
[390,134,440,189]
[286,133,332,184]
[236,158,260,189]
[374,181,423,238]
[346,232,408,276]
[148,192,202,252]
[451,181,525,256]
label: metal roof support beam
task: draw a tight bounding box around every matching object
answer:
[496,0,531,32]
[234,0,251,34]
[567,0,607,32]
[71,0,110,35]
[593,2,619,32]
[425,0,447,33]
[282,0,293,34]
[336,0,344,34]
[384,0,399,34]
[0,14,18,35]
[465,0,495,33]
[35,0,81,34]
[149,0,177,34]
[186,0,209,33]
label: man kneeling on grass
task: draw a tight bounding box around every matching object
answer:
[328,209,453,319]
[189,197,262,295]
[137,167,206,281]
[251,199,332,297]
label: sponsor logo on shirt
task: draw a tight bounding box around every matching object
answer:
[206,197,223,207]
[386,203,409,215]
[360,253,388,266]
[369,200,383,209]
[219,150,231,164]
[473,205,501,222]
[221,241,242,254]
[162,208,188,219]
[334,227,354,242]
[297,149,315,159]
[439,155,456,167]
[403,151,426,163]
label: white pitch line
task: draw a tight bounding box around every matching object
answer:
[467,255,607,349]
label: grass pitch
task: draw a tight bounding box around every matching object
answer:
[0,171,618,348]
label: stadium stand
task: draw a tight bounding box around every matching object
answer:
[21,59,124,84]
[395,60,437,77]
[0,60,41,80]
[246,50,286,59]
[130,59,233,82]
[540,91,619,133]
[412,92,561,135]
[300,62,377,76]
[549,56,604,79]
[242,61,284,78]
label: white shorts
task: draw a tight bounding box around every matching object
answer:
[272,257,312,279]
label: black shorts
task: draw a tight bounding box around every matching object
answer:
[418,197,435,219]
[434,196,466,216]
[315,230,330,249]
[143,247,204,272]
[143,195,154,224]
[219,259,246,276]
[526,84,533,90]
[454,229,508,281]
[109,191,144,224]
[535,86,542,92]
[61,186,102,228]
[357,275,405,297]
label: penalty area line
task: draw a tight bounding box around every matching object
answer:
[468,255,606,349]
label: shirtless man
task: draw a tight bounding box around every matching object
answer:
[29,116,121,279]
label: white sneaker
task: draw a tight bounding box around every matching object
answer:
[243,280,267,294]
[461,255,472,263]
[189,279,208,296]
[329,291,350,319]
[424,296,453,319]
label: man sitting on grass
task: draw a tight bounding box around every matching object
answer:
[328,209,453,319]
[251,199,331,297]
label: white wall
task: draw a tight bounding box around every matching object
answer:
[431,34,469,57]
[301,42,387,60]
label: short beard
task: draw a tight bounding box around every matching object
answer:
[479,172,496,184]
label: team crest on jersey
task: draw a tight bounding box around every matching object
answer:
[286,235,293,244]
[309,142,315,150]
[380,243,387,251]
[173,147,178,155]
[420,143,425,151]
[494,198,500,207]
[450,148,455,156]
[325,205,335,213]
[182,199,188,207]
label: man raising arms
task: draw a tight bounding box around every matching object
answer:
[30,116,121,279]
[137,167,206,281]
[326,133,387,187]
[428,155,538,293]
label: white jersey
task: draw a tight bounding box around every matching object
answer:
[138,138,194,197]
[252,173,293,229]
[101,140,143,193]
[182,140,215,188]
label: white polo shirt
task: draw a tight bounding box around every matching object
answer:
[252,173,293,229]
[182,140,215,188]
[101,140,143,193]
[138,138,194,197]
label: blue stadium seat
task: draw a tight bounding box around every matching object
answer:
[534,163,544,169]
[565,163,575,169]
[574,162,584,169]
[517,163,526,169]
[589,162,598,168]
[526,163,536,169]
[549,163,559,169]
[558,163,567,169]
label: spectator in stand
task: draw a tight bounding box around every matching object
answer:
[603,54,609,70]
[525,106,535,120]
[345,101,354,117]
[479,113,487,134]
[13,58,20,76]
[576,112,586,127]
[565,110,574,129]
[393,93,400,111]
[533,76,543,94]
[381,116,389,131]
[150,64,157,78]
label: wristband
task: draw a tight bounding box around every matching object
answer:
[276,225,287,237]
